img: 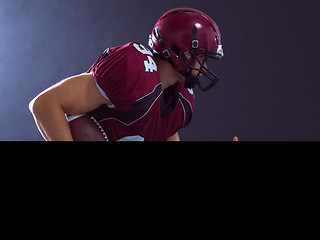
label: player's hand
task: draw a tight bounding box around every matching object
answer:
[233,136,239,141]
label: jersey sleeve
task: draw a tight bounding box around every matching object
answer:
[88,42,160,112]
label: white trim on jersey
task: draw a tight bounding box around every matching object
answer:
[95,83,115,108]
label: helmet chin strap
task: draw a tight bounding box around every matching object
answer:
[155,28,171,59]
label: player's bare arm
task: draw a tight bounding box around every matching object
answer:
[29,73,111,141]
[29,73,179,141]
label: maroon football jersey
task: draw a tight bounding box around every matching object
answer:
[86,42,195,141]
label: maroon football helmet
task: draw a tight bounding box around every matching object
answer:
[148,8,224,91]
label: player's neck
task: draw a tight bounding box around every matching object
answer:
[155,58,185,91]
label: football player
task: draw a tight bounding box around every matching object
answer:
[29,8,231,141]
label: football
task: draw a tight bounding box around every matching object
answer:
[67,114,108,141]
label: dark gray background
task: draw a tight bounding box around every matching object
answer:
[0,0,319,141]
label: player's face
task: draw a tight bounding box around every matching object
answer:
[183,50,221,91]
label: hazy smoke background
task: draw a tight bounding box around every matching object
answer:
[0,0,319,140]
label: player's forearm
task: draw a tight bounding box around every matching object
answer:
[29,95,73,141]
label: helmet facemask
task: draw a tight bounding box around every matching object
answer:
[182,48,223,91]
